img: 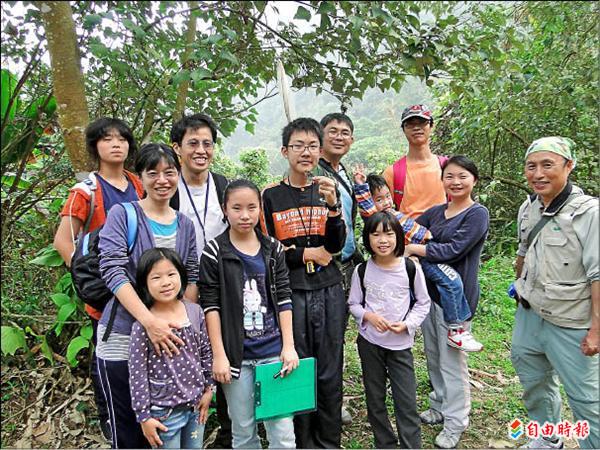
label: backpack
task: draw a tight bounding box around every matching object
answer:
[357,258,417,321]
[392,155,449,210]
[70,202,138,312]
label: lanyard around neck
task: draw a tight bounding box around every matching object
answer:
[285,178,315,246]
[181,174,210,241]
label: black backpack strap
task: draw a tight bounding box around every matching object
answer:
[357,262,367,307]
[402,258,417,320]
[211,172,228,205]
[169,188,180,210]
[101,301,118,342]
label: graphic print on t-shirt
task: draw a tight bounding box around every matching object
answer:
[271,206,328,241]
[243,279,267,333]
[366,280,409,323]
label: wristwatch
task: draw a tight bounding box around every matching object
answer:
[327,200,341,213]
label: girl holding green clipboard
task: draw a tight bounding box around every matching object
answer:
[199,179,299,448]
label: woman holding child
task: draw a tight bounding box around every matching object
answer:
[405,155,489,449]
[96,143,200,448]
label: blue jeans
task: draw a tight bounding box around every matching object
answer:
[421,261,471,324]
[150,405,205,449]
[221,356,295,448]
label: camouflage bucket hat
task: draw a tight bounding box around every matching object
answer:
[401,104,433,125]
[525,136,577,168]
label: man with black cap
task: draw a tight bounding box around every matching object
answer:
[382,104,448,218]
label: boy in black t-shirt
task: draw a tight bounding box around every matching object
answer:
[261,118,346,448]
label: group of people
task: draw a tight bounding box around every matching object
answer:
[52,104,599,449]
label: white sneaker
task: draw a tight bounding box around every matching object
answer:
[520,437,564,448]
[434,429,462,448]
[420,408,444,425]
[447,327,483,352]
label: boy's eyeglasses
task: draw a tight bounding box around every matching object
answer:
[287,144,320,154]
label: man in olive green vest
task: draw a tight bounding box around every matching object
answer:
[512,137,599,449]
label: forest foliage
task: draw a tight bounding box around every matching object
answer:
[0,1,598,445]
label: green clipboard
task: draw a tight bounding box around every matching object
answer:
[254,357,317,422]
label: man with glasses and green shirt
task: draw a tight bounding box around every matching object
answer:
[170,113,231,448]
[314,113,362,295]
[314,113,362,426]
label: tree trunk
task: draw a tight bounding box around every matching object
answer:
[38,1,91,178]
[173,1,198,123]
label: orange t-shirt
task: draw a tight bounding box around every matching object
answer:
[60,170,144,319]
[383,156,446,218]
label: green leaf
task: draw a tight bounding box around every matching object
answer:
[191,68,213,82]
[80,324,93,340]
[51,293,71,307]
[112,61,129,75]
[317,1,336,15]
[83,14,102,30]
[1,175,31,189]
[348,15,364,30]
[206,33,223,44]
[172,69,191,87]
[30,246,64,266]
[407,13,420,29]
[56,303,76,328]
[219,50,239,65]
[40,335,54,363]
[1,326,27,356]
[223,28,237,40]
[244,122,255,134]
[89,41,110,58]
[54,272,74,294]
[66,336,90,367]
[1,69,18,124]
[294,6,311,21]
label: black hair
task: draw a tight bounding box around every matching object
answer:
[366,173,389,195]
[170,113,218,145]
[85,117,137,163]
[223,178,261,208]
[135,248,188,308]
[134,143,181,175]
[442,155,479,181]
[281,117,323,147]
[362,211,406,257]
[320,113,354,133]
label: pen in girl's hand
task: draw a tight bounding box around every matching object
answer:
[273,366,289,379]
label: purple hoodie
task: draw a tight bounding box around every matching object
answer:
[98,201,198,335]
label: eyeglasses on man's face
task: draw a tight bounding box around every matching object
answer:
[287,144,321,154]
[326,128,352,139]
[184,139,214,151]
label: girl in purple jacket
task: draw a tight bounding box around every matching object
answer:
[129,248,214,449]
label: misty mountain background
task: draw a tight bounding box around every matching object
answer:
[221,77,434,176]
